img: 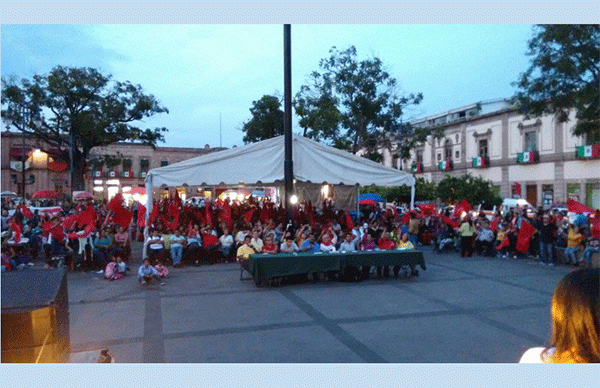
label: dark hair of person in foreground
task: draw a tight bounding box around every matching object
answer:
[545,268,599,363]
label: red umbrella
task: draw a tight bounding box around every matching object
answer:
[74,191,94,201]
[125,187,146,195]
[32,190,61,199]
[359,199,378,207]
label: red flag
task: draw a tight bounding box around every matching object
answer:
[453,199,471,217]
[149,200,159,227]
[401,212,410,225]
[442,216,459,229]
[62,214,78,231]
[567,199,594,214]
[21,205,33,219]
[243,209,254,224]
[205,203,213,226]
[490,217,499,232]
[168,201,180,231]
[516,220,536,253]
[346,211,354,230]
[591,219,600,238]
[496,236,510,250]
[50,224,64,244]
[42,221,53,237]
[221,201,233,230]
[417,203,435,216]
[77,205,96,227]
[260,204,269,223]
[514,182,521,196]
[11,222,22,244]
[187,221,193,237]
[109,194,133,229]
[137,203,146,228]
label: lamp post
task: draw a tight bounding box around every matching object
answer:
[3,104,42,205]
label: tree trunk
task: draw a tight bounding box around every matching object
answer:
[71,148,87,192]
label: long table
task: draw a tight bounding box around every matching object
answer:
[248,250,426,286]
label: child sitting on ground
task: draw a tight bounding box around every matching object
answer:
[154,258,169,278]
[104,255,128,281]
[138,258,164,286]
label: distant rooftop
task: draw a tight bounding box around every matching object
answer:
[410,98,513,128]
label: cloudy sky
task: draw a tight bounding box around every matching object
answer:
[2,24,535,149]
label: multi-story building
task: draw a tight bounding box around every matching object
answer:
[1,130,226,200]
[378,99,600,209]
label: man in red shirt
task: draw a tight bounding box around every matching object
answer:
[201,225,219,264]
[377,231,396,278]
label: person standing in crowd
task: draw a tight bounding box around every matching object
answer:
[408,212,419,246]
[458,217,475,258]
[520,269,599,363]
[536,214,557,266]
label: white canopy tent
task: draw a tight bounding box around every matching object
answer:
[144,134,415,211]
[143,134,415,258]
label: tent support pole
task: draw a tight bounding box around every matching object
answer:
[283,24,294,223]
[410,184,415,210]
[143,177,152,259]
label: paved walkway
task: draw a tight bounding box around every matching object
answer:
[66,242,570,362]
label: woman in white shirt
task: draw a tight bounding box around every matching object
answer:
[519,268,599,363]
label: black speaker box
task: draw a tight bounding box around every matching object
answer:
[1,269,70,363]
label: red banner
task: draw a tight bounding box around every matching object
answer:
[516,220,536,253]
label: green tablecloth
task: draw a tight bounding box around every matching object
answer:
[249,250,426,281]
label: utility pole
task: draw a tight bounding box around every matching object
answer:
[283,24,294,223]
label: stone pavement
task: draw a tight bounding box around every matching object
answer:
[67,242,571,363]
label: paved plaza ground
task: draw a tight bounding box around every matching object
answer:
[66,242,571,363]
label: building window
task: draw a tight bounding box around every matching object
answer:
[455,150,460,159]
[479,139,488,158]
[415,149,423,165]
[524,131,537,152]
[122,158,132,170]
[437,153,442,161]
[444,139,452,160]
[160,160,168,167]
[140,158,150,172]
[455,134,459,143]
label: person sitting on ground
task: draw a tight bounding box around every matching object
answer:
[300,233,320,253]
[104,255,127,281]
[565,224,585,265]
[9,245,32,270]
[146,228,165,263]
[138,258,164,286]
[261,234,279,254]
[280,236,299,253]
[319,233,337,253]
[154,258,169,278]
[519,268,599,363]
[169,228,187,268]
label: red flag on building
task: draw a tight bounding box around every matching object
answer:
[514,182,521,196]
[516,220,536,253]
[11,222,22,244]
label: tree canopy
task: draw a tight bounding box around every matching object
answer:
[1,66,169,191]
[512,24,600,143]
[294,46,423,157]
[436,174,502,208]
[241,95,284,143]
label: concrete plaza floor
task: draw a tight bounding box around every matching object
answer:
[67,243,570,363]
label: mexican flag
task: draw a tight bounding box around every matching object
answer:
[517,151,535,163]
[577,144,600,158]
[439,160,450,170]
[93,170,103,178]
[472,157,484,167]
[122,170,132,178]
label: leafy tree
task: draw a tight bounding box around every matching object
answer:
[295,46,423,157]
[1,66,168,191]
[436,174,502,207]
[241,95,284,143]
[363,178,436,204]
[512,25,600,142]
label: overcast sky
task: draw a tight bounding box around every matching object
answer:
[1,24,534,149]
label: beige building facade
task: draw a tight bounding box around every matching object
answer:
[379,99,600,209]
[1,130,226,200]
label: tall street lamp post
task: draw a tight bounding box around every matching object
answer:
[3,105,42,204]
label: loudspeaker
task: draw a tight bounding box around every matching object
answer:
[1,269,70,363]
